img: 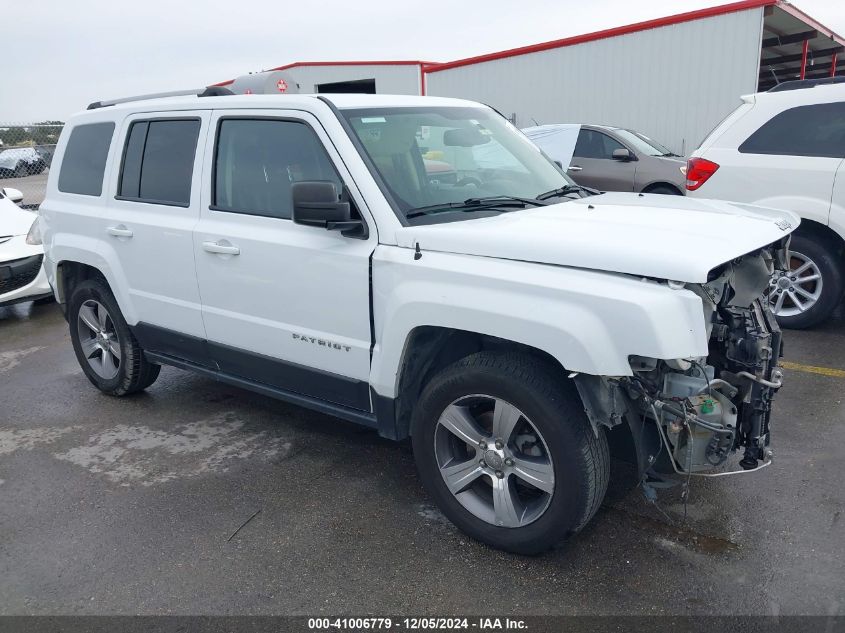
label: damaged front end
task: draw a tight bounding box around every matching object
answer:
[576,238,790,478]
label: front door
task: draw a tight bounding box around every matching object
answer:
[194,110,376,411]
[568,128,637,192]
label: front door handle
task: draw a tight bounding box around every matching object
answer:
[107,225,133,238]
[202,240,240,256]
[567,165,583,172]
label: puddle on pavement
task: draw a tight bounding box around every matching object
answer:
[603,505,739,555]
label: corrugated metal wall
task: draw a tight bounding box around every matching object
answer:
[425,9,765,154]
[286,64,422,95]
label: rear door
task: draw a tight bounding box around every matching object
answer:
[193,109,376,410]
[568,128,637,192]
[106,112,209,358]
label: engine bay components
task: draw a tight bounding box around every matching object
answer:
[625,248,784,476]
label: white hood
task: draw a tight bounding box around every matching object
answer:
[397,192,799,283]
[0,196,37,237]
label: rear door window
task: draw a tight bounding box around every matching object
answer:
[58,122,115,196]
[118,119,201,206]
[739,102,845,158]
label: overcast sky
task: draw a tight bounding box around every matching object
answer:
[4,0,844,122]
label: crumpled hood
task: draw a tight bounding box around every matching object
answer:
[0,196,37,237]
[396,192,799,283]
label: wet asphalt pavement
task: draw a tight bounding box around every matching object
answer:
[1,300,843,616]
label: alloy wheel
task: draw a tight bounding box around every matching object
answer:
[434,394,555,528]
[77,299,121,379]
[769,251,823,317]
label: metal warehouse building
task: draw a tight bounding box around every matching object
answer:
[221,0,843,154]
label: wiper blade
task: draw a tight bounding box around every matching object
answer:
[406,195,546,219]
[535,184,599,201]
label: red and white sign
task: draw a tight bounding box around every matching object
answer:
[277,79,288,93]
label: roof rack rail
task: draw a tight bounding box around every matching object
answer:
[87,86,235,110]
[767,76,845,93]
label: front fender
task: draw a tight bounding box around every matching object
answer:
[370,247,707,398]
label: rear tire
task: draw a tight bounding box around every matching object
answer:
[643,185,681,195]
[772,233,844,330]
[68,278,160,395]
[411,352,609,555]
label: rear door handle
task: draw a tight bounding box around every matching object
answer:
[107,225,133,238]
[202,240,240,256]
[567,165,583,172]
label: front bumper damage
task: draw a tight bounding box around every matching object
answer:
[575,242,787,478]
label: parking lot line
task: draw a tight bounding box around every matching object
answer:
[780,360,845,379]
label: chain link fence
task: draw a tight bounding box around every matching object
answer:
[0,122,63,209]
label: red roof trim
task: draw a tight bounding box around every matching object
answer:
[269,60,434,72]
[425,0,776,73]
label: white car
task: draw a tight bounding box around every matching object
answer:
[687,78,845,329]
[0,187,52,307]
[0,147,48,178]
[40,89,794,554]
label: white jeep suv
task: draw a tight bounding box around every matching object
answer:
[39,89,795,554]
[687,78,845,329]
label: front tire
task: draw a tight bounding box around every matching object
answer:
[411,352,609,555]
[68,278,160,395]
[771,233,844,330]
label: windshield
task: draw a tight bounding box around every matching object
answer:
[341,107,575,224]
[611,128,676,157]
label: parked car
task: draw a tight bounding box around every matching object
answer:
[35,145,56,168]
[0,187,52,307]
[523,124,687,195]
[687,78,845,329]
[40,90,794,554]
[0,147,47,178]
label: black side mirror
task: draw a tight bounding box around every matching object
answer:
[612,148,632,161]
[292,181,367,239]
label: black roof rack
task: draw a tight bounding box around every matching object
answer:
[768,76,845,93]
[87,86,235,110]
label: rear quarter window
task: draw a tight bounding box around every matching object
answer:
[738,102,845,158]
[58,122,115,196]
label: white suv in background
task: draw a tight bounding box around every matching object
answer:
[687,78,845,329]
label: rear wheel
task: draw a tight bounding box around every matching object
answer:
[68,279,160,395]
[770,233,843,329]
[411,352,609,555]
[643,184,681,195]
